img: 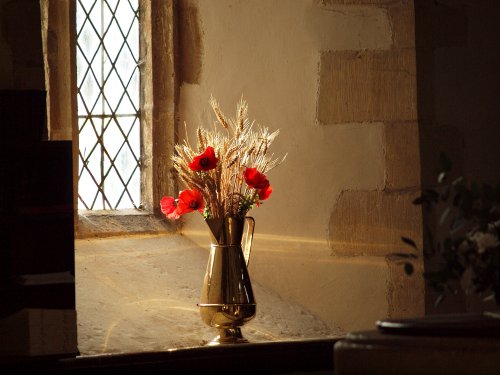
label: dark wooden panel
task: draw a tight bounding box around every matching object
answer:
[0,90,75,319]
[2,338,337,374]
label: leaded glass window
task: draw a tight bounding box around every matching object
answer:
[76,0,140,210]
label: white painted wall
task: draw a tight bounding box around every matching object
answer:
[177,0,415,333]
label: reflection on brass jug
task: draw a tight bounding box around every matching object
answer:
[199,216,256,345]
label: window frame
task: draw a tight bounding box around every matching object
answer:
[42,0,178,237]
[76,0,143,211]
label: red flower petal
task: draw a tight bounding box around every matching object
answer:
[160,196,176,215]
[189,146,218,171]
[167,209,181,220]
[244,168,270,190]
[160,196,180,220]
[176,189,205,215]
[258,185,273,201]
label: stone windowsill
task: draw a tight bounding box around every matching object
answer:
[76,209,179,238]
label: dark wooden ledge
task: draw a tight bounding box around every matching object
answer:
[1,338,339,374]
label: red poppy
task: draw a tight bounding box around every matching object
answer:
[176,189,205,215]
[160,196,180,220]
[244,168,270,190]
[258,185,273,201]
[189,146,218,171]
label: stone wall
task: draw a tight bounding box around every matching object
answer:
[178,0,424,333]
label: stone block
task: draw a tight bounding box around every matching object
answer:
[385,254,424,318]
[384,122,420,189]
[318,50,417,124]
[329,189,422,256]
[305,2,392,51]
[388,1,415,49]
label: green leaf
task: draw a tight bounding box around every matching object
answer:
[425,189,440,203]
[453,192,462,207]
[401,236,418,249]
[404,263,414,275]
[434,294,444,308]
[452,176,465,188]
[450,217,465,233]
[439,152,452,173]
[494,292,500,306]
[440,186,450,201]
[413,196,424,205]
[438,171,447,184]
[439,207,450,225]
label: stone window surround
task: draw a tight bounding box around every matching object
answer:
[42,0,178,238]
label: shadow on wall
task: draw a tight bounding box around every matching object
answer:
[415,0,500,314]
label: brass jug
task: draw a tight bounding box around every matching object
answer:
[199,216,256,345]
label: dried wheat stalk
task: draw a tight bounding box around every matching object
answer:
[172,96,286,219]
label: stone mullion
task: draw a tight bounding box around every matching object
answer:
[140,0,177,215]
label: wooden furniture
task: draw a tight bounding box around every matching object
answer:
[335,313,500,375]
[1,338,337,373]
[0,90,77,358]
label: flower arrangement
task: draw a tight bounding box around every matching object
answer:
[160,96,286,221]
[397,154,500,306]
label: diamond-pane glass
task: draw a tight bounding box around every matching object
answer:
[77,0,140,210]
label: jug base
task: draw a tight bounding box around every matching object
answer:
[207,328,248,345]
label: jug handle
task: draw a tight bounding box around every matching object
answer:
[243,217,255,266]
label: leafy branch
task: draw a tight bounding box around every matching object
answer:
[394,153,500,306]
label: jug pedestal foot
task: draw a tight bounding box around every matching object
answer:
[208,328,248,345]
